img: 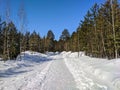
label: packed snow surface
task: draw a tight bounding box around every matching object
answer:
[0,51,120,90]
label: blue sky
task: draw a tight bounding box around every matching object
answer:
[0,0,105,40]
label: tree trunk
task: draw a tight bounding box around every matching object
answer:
[111,0,117,59]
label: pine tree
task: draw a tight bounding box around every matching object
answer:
[60,29,70,41]
[70,32,78,52]
[0,18,5,56]
[59,29,70,51]
[24,31,30,51]
[46,30,55,52]
[29,31,40,52]
[8,22,19,59]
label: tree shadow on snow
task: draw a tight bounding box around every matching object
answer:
[0,70,30,78]
[20,53,53,63]
[0,53,53,78]
[0,63,33,78]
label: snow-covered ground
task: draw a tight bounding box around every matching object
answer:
[63,52,120,90]
[0,51,53,90]
[0,51,120,90]
[0,51,78,90]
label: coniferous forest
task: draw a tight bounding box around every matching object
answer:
[0,0,120,60]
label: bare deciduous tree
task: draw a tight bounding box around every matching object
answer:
[18,0,26,60]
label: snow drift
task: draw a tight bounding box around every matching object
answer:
[64,52,120,90]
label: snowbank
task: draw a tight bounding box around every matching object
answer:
[64,52,120,90]
[0,51,52,90]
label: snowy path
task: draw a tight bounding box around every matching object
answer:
[0,52,78,90]
[1,51,120,90]
[41,55,78,90]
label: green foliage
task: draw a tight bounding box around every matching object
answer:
[1,0,120,60]
[47,30,55,40]
[52,0,120,59]
[46,30,55,52]
[58,29,71,51]
[68,0,120,59]
[60,29,70,41]
[29,31,40,52]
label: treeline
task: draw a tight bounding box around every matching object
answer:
[1,0,120,60]
[0,20,70,60]
[66,0,120,59]
[0,17,71,60]
[0,20,54,60]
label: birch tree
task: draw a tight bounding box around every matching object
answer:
[3,0,10,60]
[18,1,26,60]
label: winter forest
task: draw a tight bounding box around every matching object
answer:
[1,0,120,90]
[0,0,120,60]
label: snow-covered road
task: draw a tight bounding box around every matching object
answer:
[41,55,78,90]
[0,51,120,90]
[0,52,78,90]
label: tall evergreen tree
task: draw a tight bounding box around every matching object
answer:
[0,18,5,56]
[8,22,19,59]
[29,31,40,52]
[59,29,70,51]
[46,30,55,51]
[60,29,70,41]
[24,31,30,51]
